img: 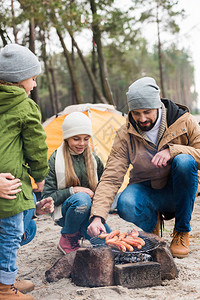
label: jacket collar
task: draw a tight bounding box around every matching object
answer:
[126,98,189,135]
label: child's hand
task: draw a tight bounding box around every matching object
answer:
[0,173,22,199]
[33,180,45,192]
[36,197,54,215]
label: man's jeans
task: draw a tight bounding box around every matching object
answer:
[56,192,111,240]
[0,194,37,285]
[117,154,198,233]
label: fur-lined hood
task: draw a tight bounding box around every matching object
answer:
[0,79,25,89]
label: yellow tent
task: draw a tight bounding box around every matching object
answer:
[34,103,129,191]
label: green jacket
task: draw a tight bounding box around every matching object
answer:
[0,82,49,218]
[42,150,104,207]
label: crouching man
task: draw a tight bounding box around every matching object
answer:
[87,77,200,258]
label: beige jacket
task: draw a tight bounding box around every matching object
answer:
[90,100,200,222]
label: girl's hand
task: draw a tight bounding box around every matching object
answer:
[33,180,45,192]
[73,186,94,198]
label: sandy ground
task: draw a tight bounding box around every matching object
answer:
[17,196,200,300]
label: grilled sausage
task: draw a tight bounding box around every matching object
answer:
[98,232,109,239]
[127,236,145,246]
[118,232,127,240]
[127,229,139,238]
[105,236,119,243]
[120,237,143,249]
[120,241,134,252]
[106,240,127,252]
[105,230,121,242]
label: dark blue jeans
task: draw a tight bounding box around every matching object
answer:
[117,154,198,233]
[56,192,111,240]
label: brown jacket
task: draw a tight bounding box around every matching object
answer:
[90,99,200,222]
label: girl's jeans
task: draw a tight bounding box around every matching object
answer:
[56,192,111,240]
[117,154,198,233]
[0,194,37,285]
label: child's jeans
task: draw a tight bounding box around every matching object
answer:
[0,194,37,285]
[56,192,111,240]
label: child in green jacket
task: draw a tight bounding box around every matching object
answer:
[0,44,51,300]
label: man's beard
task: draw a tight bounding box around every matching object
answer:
[137,110,159,132]
[137,120,156,131]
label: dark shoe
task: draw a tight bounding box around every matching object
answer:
[0,283,34,299]
[57,231,82,254]
[14,279,35,294]
[170,229,189,258]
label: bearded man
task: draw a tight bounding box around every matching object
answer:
[87,77,200,258]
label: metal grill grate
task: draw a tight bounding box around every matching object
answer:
[90,232,159,254]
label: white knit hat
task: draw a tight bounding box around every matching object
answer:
[0,43,41,82]
[62,112,92,140]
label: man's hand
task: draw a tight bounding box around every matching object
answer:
[73,186,94,198]
[0,173,22,199]
[87,217,106,237]
[151,148,171,168]
[36,197,54,215]
[33,180,45,193]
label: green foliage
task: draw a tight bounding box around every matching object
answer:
[136,0,185,33]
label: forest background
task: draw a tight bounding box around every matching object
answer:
[0,0,198,121]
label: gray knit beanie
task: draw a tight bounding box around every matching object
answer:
[0,43,41,82]
[62,112,92,140]
[127,77,162,111]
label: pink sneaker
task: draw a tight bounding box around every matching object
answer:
[57,232,82,254]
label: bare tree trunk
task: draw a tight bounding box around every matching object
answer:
[11,0,18,43]
[50,8,83,105]
[156,3,165,98]
[92,42,97,103]
[0,28,8,46]
[69,0,76,105]
[29,16,40,104]
[39,30,56,115]
[89,0,114,105]
[56,28,83,104]
[67,30,108,104]
[71,38,76,105]
[0,17,12,46]
[49,57,59,113]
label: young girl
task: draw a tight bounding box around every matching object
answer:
[42,112,111,254]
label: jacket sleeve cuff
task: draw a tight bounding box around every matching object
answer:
[89,215,105,224]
